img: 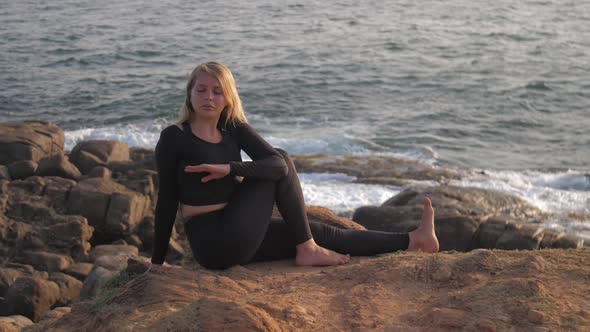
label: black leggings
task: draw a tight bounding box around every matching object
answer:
[184,149,409,270]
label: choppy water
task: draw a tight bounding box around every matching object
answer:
[1,0,589,237]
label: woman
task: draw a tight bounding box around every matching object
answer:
[151,62,439,269]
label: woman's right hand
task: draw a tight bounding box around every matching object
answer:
[184,163,230,182]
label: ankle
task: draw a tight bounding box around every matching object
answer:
[296,238,317,254]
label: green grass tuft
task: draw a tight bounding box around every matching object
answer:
[89,268,132,315]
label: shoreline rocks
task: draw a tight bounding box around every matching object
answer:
[0,121,586,326]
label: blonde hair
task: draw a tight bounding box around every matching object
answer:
[177,62,248,126]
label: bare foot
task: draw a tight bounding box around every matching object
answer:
[408,197,439,253]
[294,239,350,266]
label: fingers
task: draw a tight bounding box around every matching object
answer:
[184,164,209,173]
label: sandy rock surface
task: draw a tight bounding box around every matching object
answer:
[30,249,590,332]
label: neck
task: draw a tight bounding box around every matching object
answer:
[189,116,220,136]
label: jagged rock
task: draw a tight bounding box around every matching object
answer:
[7,160,37,180]
[540,229,584,249]
[89,244,139,262]
[35,153,81,180]
[43,177,77,214]
[48,272,82,307]
[0,121,64,165]
[67,178,148,240]
[105,192,149,235]
[0,166,10,181]
[14,251,73,273]
[0,276,60,322]
[79,266,112,300]
[8,176,45,196]
[70,140,129,165]
[64,262,94,282]
[0,315,34,332]
[87,165,111,179]
[72,150,105,174]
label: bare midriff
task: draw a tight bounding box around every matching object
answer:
[180,202,227,219]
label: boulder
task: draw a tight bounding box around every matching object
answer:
[353,185,553,252]
[64,262,94,282]
[35,153,81,180]
[495,224,544,250]
[0,315,34,332]
[89,244,139,262]
[87,165,111,179]
[0,121,64,165]
[79,266,113,300]
[48,272,82,306]
[15,251,73,273]
[0,276,60,322]
[381,186,545,220]
[70,140,129,165]
[42,176,77,214]
[72,150,105,174]
[7,160,37,180]
[67,178,148,239]
[94,255,131,271]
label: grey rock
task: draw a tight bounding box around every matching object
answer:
[79,266,113,300]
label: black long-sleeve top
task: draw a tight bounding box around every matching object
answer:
[151,120,288,264]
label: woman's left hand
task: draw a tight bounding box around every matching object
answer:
[184,164,230,182]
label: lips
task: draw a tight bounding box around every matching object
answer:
[201,105,215,110]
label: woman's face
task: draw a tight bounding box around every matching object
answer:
[190,72,227,120]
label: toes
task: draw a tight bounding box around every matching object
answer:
[424,196,432,208]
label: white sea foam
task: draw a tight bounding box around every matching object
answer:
[64,121,166,151]
[298,173,401,215]
[450,169,590,239]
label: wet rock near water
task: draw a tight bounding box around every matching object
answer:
[353,185,584,251]
[292,153,461,184]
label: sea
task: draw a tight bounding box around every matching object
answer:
[1,0,589,239]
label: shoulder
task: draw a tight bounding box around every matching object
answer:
[157,124,184,147]
[160,124,184,138]
[225,120,255,135]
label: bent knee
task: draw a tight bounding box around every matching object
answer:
[274,148,290,159]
